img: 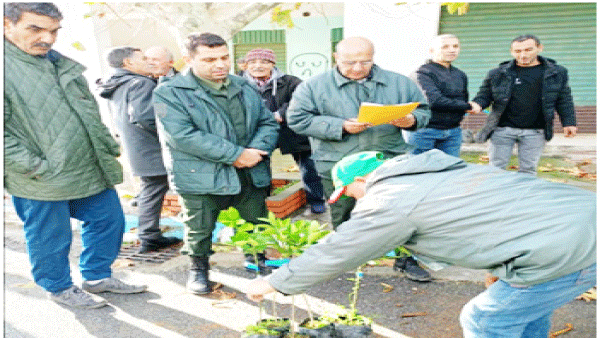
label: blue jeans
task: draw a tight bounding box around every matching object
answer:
[460,264,596,338]
[408,127,463,157]
[12,189,125,293]
[292,150,325,206]
[489,127,546,175]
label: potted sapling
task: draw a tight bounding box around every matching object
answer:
[258,213,333,337]
[221,208,290,338]
[328,267,372,337]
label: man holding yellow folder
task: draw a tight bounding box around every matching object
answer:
[287,36,432,281]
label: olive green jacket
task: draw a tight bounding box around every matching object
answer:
[4,41,122,200]
[153,71,279,195]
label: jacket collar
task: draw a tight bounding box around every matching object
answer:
[4,38,85,77]
[426,59,456,71]
[499,55,557,73]
[332,64,387,87]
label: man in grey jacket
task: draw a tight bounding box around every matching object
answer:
[247,150,596,338]
[99,47,181,254]
[287,36,432,281]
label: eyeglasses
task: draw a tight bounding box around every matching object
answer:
[340,61,373,67]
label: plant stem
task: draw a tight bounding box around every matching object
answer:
[272,292,277,318]
[349,267,362,314]
[291,295,296,337]
[302,293,314,326]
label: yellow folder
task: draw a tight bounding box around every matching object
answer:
[357,102,420,126]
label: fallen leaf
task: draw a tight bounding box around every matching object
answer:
[575,287,596,302]
[401,312,427,318]
[380,283,394,293]
[549,323,573,337]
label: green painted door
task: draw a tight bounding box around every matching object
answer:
[439,3,596,106]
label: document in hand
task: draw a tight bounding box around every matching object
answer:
[357,102,420,126]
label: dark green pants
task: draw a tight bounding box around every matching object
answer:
[321,176,356,230]
[179,169,269,258]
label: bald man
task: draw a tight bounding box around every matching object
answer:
[145,46,177,78]
[287,36,433,281]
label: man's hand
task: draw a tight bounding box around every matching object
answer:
[564,126,577,138]
[273,111,283,123]
[246,278,276,302]
[343,118,371,134]
[466,101,482,114]
[389,113,416,128]
[233,148,267,168]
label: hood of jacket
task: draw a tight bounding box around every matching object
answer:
[98,68,151,99]
[367,149,467,188]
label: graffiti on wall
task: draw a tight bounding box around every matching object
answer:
[289,53,329,80]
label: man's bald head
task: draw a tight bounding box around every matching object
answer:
[144,45,174,77]
[335,36,374,55]
[334,37,375,80]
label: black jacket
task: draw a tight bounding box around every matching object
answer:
[245,69,309,154]
[473,56,575,142]
[415,60,470,129]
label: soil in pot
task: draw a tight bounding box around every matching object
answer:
[298,317,338,338]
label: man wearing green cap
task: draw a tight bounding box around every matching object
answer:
[246,149,595,338]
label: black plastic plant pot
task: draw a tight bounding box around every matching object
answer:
[298,317,338,338]
[333,324,372,338]
[241,334,281,338]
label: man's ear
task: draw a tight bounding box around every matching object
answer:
[538,44,544,52]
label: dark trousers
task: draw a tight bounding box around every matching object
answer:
[178,169,269,258]
[291,150,325,206]
[321,176,356,230]
[137,175,169,241]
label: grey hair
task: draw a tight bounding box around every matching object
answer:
[106,46,140,68]
[4,2,62,23]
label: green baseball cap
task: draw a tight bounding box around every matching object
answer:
[328,151,387,204]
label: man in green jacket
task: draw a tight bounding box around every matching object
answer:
[247,150,596,338]
[287,36,432,281]
[153,33,279,295]
[4,3,146,309]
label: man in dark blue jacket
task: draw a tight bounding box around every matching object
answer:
[470,34,577,175]
[409,34,479,157]
[99,47,181,254]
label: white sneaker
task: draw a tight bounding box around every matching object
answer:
[82,277,147,294]
[48,285,108,309]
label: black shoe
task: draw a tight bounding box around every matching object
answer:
[187,256,213,295]
[244,253,273,275]
[137,236,181,254]
[393,257,432,282]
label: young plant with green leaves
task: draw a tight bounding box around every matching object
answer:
[259,212,331,258]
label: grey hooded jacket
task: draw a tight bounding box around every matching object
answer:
[269,150,596,295]
[99,69,166,177]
